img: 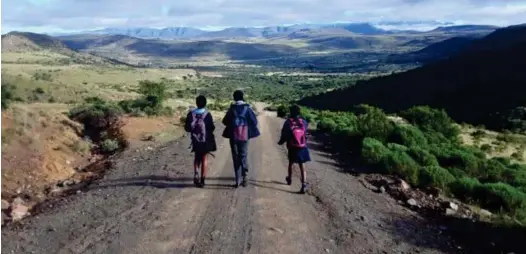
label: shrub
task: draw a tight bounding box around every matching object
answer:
[388,125,428,147]
[419,166,456,190]
[68,99,127,154]
[407,146,439,167]
[1,84,15,110]
[100,139,120,154]
[477,159,508,183]
[432,145,483,175]
[138,80,167,102]
[473,183,526,217]
[356,107,394,143]
[361,138,391,168]
[512,152,524,161]
[277,105,289,118]
[34,87,45,94]
[400,106,460,142]
[450,177,482,202]
[317,117,338,133]
[480,144,493,152]
[382,150,420,186]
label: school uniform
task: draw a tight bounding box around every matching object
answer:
[184,108,217,161]
[278,116,311,163]
[222,101,260,185]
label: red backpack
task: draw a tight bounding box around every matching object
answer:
[288,118,306,148]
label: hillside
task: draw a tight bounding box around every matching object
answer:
[1,32,116,65]
[430,25,498,34]
[2,32,75,54]
[388,36,478,63]
[299,25,526,132]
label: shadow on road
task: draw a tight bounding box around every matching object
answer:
[249,179,302,194]
[90,175,236,190]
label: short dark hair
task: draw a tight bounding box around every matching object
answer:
[196,95,207,109]
[289,105,301,117]
[233,90,244,101]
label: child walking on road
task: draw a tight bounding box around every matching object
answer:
[185,95,217,188]
[278,105,311,194]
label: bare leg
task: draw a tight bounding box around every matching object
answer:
[201,154,208,179]
[299,163,307,184]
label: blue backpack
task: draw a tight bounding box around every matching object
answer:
[232,106,248,141]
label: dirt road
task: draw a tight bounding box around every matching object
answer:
[1,111,456,254]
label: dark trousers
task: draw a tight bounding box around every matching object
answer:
[230,139,248,183]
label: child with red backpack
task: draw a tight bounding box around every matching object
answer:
[185,95,217,188]
[278,105,311,194]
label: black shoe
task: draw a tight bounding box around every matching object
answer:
[193,173,200,186]
[285,176,292,185]
[241,176,248,187]
[199,178,205,188]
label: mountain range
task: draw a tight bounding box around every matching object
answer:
[52,23,499,40]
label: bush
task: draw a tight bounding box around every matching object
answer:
[512,152,524,161]
[480,144,493,152]
[472,129,486,140]
[68,99,127,154]
[382,150,420,186]
[387,143,409,152]
[419,166,456,190]
[100,139,120,154]
[361,138,391,168]
[34,87,45,94]
[450,177,482,202]
[432,145,483,175]
[356,106,394,142]
[388,125,428,147]
[407,146,439,167]
[138,80,167,102]
[1,84,15,110]
[400,106,460,142]
[473,183,526,217]
[277,105,289,118]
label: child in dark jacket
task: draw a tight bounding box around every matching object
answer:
[185,95,216,188]
[278,105,311,194]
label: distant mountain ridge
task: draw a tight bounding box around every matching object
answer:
[50,23,499,40]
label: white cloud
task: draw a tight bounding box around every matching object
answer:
[2,0,526,33]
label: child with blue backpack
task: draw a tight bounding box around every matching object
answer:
[278,105,311,194]
[185,95,217,188]
[222,90,260,188]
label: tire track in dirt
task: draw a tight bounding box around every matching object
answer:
[247,114,336,254]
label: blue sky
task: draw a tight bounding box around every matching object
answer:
[2,0,526,33]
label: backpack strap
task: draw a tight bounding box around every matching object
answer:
[232,105,248,117]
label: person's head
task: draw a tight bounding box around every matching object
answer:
[289,105,301,118]
[233,90,244,101]
[196,95,207,109]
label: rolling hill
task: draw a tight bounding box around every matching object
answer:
[299,25,526,132]
[1,32,123,66]
[2,32,76,54]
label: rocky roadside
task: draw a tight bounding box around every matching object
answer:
[362,174,526,254]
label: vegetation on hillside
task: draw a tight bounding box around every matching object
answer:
[293,105,526,224]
